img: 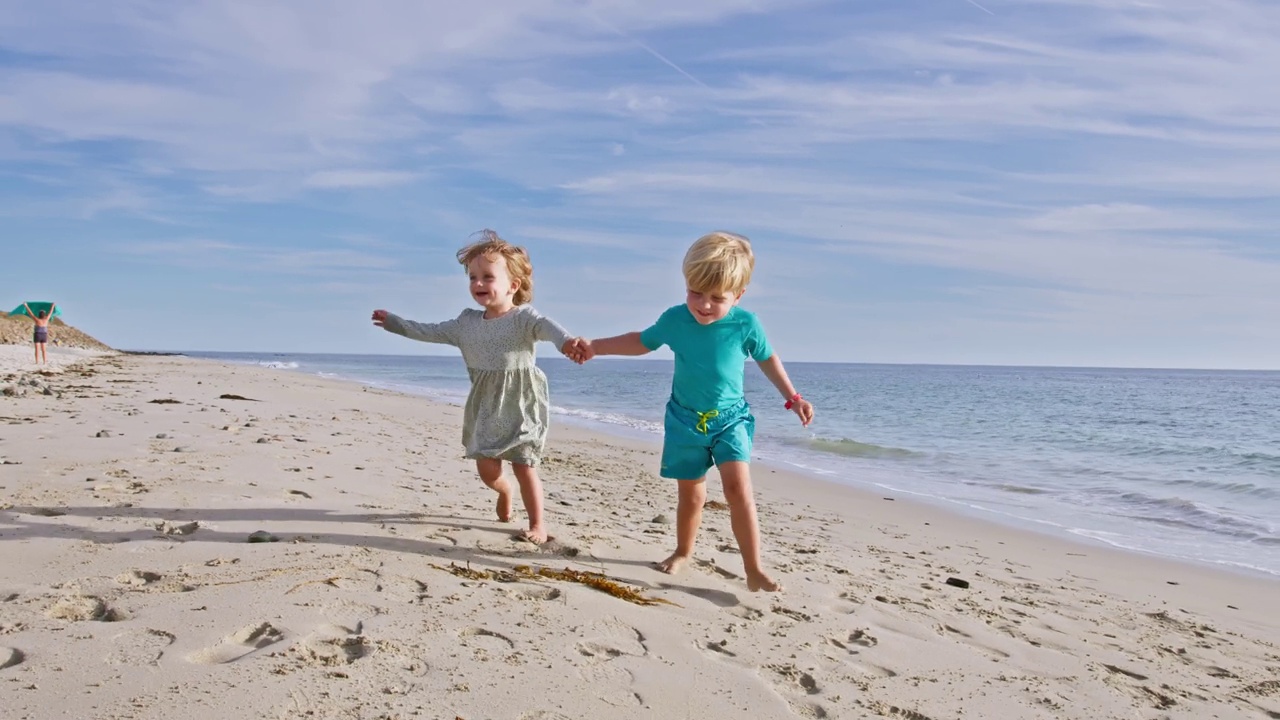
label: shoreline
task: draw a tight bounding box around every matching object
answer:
[2,352,1277,719]
[201,351,1280,583]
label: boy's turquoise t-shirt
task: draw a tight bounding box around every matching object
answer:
[640,304,774,412]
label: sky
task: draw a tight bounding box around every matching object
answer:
[2,0,1279,369]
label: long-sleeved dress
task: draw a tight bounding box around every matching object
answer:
[382,305,573,466]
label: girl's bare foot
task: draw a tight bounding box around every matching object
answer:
[655,552,692,575]
[746,571,782,592]
[493,478,514,522]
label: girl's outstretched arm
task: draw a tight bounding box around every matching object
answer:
[587,332,650,357]
[372,309,462,346]
[756,354,814,426]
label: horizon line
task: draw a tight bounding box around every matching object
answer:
[131,348,1280,374]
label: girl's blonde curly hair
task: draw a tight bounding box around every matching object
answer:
[456,229,535,306]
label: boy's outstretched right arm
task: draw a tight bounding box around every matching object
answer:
[371,309,461,347]
[582,332,650,359]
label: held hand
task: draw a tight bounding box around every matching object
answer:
[561,337,594,364]
[371,309,389,327]
[791,398,815,427]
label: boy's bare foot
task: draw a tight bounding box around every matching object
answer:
[493,478,513,523]
[746,571,783,593]
[517,527,548,544]
[654,552,692,575]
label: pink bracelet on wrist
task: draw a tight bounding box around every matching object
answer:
[784,393,802,410]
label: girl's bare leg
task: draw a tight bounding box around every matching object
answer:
[510,463,547,544]
[718,461,781,592]
[656,478,706,575]
[474,458,513,523]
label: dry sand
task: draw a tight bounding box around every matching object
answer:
[1,352,1277,720]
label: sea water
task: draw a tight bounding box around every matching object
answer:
[187,351,1280,578]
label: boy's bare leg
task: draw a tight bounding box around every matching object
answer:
[475,458,513,523]
[656,478,707,575]
[718,461,782,592]
[511,462,547,544]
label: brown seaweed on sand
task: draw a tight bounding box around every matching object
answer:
[433,562,676,607]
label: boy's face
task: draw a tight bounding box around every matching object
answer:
[468,254,519,312]
[685,287,741,325]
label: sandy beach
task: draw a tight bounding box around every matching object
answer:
[1,351,1278,720]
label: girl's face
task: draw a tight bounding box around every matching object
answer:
[468,254,519,315]
[685,287,740,325]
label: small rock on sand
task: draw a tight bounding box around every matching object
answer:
[156,521,199,536]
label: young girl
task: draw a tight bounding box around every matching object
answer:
[372,231,580,544]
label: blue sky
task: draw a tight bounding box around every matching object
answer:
[3,0,1279,368]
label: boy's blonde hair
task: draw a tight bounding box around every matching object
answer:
[456,229,534,306]
[683,231,754,296]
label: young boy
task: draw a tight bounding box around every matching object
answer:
[574,232,814,592]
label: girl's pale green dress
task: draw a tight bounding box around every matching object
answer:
[382,306,572,466]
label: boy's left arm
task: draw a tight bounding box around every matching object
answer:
[756,354,815,427]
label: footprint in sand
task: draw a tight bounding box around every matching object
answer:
[573,618,647,708]
[46,595,122,622]
[459,627,515,653]
[821,628,901,680]
[694,558,740,580]
[1,646,24,670]
[938,623,1011,660]
[573,617,647,659]
[106,628,175,666]
[828,629,880,653]
[501,584,563,602]
[766,663,829,719]
[771,604,813,622]
[295,623,366,667]
[703,639,738,658]
[578,660,643,708]
[769,663,820,695]
[869,702,938,720]
[115,570,162,587]
[185,622,285,664]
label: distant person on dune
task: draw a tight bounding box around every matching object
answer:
[22,302,56,365]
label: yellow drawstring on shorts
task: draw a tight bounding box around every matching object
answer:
[695,409,719,434]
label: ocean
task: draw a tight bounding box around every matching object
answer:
[185,351,1280,578]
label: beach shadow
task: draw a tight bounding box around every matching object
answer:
[654,581,741,608]
[0,505,544,576]
[0,505,698,591]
